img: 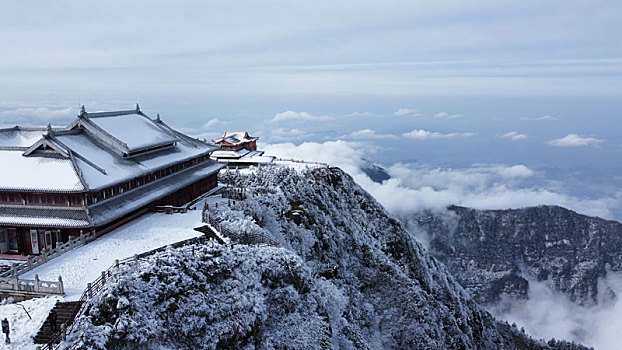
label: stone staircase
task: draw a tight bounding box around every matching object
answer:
[34,301,84,345]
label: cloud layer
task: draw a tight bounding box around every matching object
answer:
[394,108,419,117]
[491,274,622,350]
[264,140,620,220]
[549,134,603,147]
[501,131,528,141]
[402,129,475,140]
[271,111,333,123]
[0,107,76,126]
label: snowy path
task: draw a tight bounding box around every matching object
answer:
[22,209,204,300]
[1,208,205,349]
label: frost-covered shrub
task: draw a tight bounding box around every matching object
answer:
[69,167,584,350]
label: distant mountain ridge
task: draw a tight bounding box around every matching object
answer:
[359,159,391,183]
[409,205,622,306]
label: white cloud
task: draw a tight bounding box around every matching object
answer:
[402,129,474,140]
[264,140,366,172]
[501,131,528,141]
[344,112,373,117]
[0,106,76,125]
[394,108,420,117]
[491,274,622,350]
[266,127,306,142]
[489,164,534,178]
[549,134,603,147]
[264,140,620,221]
[201,118,224,130]
[270,110,334,123]
[348,129,397,139]
[434,112,463,119]
[521,115,558,121]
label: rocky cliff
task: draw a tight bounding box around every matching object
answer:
[67,167,588,349]
[409,205,622,307]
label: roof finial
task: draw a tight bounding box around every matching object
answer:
[80,105,86,116]
[156,113,161,122]
[47,123,53,135]
[135,103,140,112]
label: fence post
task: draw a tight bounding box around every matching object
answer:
[115,259,119,268]
[101,271,106,284]
[134,254,138,267]
[61,323,67,341]
[13,275,19,291]
[87,282,92,298]
[11,263,17,277]
[58,276,64,295]
[34,274,40,293]
[80,232,86,246]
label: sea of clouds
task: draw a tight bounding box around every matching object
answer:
[264,140,621,221]
[265,140,622,350]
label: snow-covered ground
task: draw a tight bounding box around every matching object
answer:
[0,296,61,349]
[22,209,204,299]
[0,207,206,349]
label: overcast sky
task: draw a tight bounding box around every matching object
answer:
[1,0,621,217]
[1,1,621,103]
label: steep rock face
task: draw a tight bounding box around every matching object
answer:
[359,160,390,183]
[409,205,622,306]
[68,167,586,349]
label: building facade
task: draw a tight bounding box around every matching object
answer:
[210,131,274,166]
[0,105,224,255]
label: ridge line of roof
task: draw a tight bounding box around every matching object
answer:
[68,150,90,193]
[85,109,139,118]
[50,135,108,176]
[157,119,215,149]
[76,117,130,153]
[22,137,70,158]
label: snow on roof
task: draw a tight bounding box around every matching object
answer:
[0,206,90,227]
[224,155,276,164]
[0,127,47,148]
[210,149,252,159]
[86,113,179,152]
[0,216,90,227]
[53,131,215,190]
[213,131,258,144]
[0,107,220,192]
[0,150,84,192]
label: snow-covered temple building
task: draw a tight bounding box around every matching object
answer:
[0,105,225,256]
[210,131,275,166]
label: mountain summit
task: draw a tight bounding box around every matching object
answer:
[68,167,586,349]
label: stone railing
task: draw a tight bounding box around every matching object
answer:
[40,235,211,350]
[275,157,329,167]
[0,274,64,297]
[0,230,96,278]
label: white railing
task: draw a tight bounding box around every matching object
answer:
[0,231,96,278]
[41,236,211,350]
[0,274,64,296]
[275,158,329,167]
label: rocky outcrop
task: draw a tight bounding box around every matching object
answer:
[409,205,622,306]
[68,167,588,349]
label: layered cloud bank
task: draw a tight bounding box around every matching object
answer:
[264,140,620,220]
[265,139,622,350]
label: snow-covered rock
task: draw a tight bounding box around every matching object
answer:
[407,205,622,306]
[66,167,587,349]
